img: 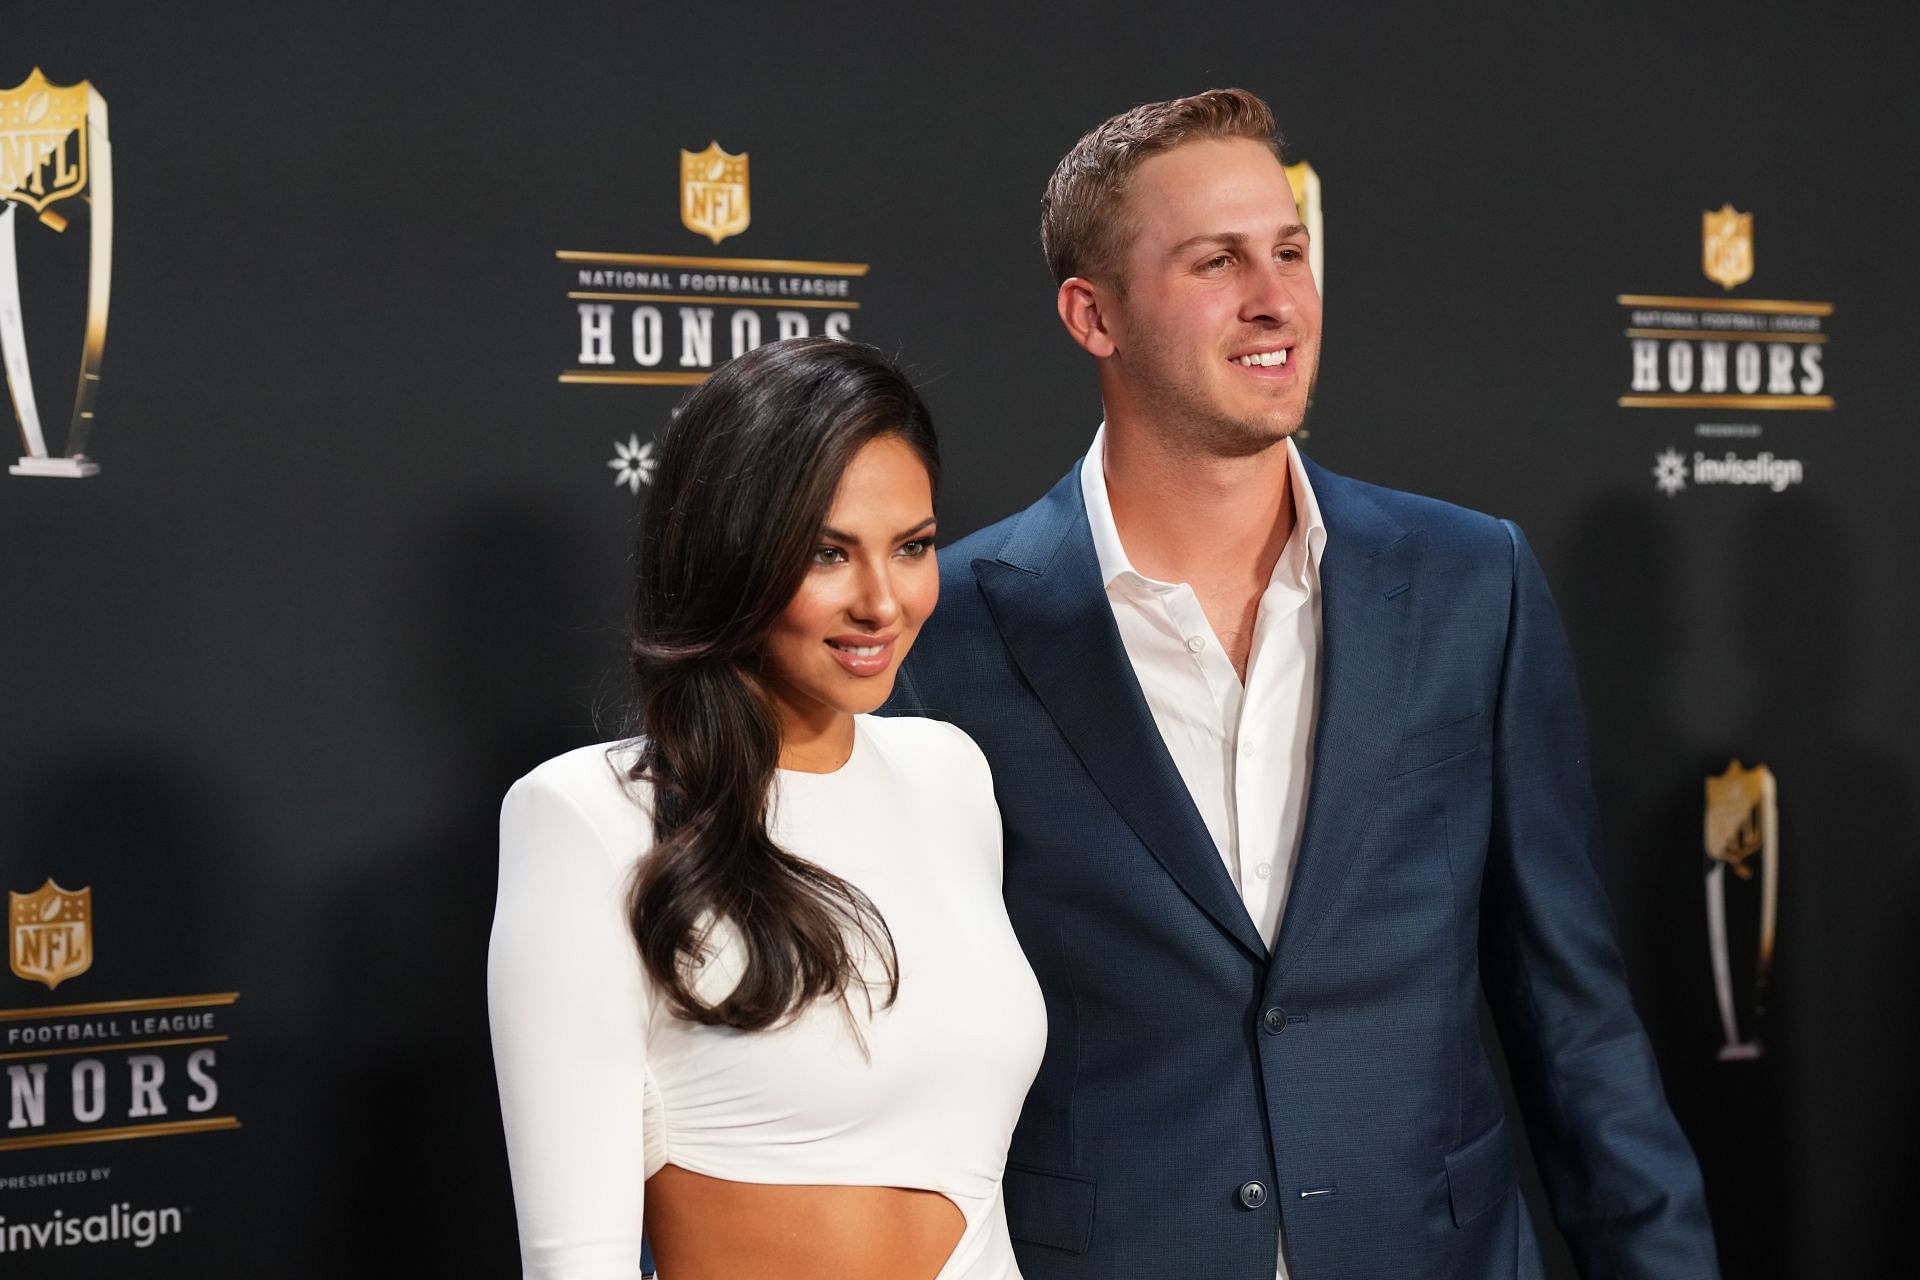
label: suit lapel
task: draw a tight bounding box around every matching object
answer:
[1270,460,1424,979]
[974,465,1267,961]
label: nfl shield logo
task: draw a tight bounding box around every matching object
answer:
[10,879,93,990]
[0,68,93,215]
[1702,204,1753,291]
[1704,761,1771,879]
[681,142,750,245]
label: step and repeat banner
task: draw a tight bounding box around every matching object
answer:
[3,3,1914,1276]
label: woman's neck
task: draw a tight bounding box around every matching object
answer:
[776,705,857,774]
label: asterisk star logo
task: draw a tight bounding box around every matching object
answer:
[609,434,657,494]
[1652,448,1688,497]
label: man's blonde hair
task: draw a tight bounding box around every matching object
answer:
[1041,88,1282,289]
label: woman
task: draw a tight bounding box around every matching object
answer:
[488,337,1046,1280]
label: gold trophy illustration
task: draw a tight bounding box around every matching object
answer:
[1703,761,1778,1060]
[2,68,111,478]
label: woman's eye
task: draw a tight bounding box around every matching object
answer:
[897,537,935,558]
[811,546,846,565]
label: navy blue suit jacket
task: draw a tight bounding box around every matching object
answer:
[889,456,1717,1279]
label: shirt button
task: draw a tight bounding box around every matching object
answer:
[1238,1180,1268,1209]
[1185,635,1206,654]
[1242,737,1259,755]
[1261,1006,1287,1035]
[1254,861,1272,880]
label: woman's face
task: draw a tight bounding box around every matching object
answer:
[762,434,939,744]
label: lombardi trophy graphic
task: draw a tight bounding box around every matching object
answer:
[1703,761,1779,1060]
[2,68,112,478]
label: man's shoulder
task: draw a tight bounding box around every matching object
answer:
[923,506,1036,641]
[937,461,1085,586]
[941,508,1026,575]
[1307,455,1519,565]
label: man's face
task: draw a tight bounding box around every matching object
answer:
[1101,137,1320,455]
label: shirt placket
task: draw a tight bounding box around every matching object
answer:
[1160,584,1244,880]
[1242,574,1314,940]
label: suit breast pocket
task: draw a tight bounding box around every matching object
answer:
[1388,710,1483,779]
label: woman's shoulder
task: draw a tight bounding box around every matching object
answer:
[501,740,654,858]
[860,714,993,784]
[510,739,645,792]
[862,712,983,754]
[509,739,648,802]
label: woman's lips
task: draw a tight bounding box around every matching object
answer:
[825,637,895,676]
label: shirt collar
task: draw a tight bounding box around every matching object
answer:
[1079,422,1328,594]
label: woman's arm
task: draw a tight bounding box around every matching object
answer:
[488,764,653,1279]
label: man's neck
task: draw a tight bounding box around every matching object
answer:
[1102,419,1298,591]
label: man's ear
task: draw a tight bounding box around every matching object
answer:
[1056,277,1117,358]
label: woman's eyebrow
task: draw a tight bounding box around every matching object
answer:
[818,516,937,544]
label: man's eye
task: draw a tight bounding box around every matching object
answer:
[1278,246,1304,263]
[1203,254,1234,270]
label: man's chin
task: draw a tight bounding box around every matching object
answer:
[1197,410,1302,457]
[1131,380,1302,456]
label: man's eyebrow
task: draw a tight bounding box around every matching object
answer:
[1166,231,1247,258]
[1165,224,1311,258]
[819,516,937,544]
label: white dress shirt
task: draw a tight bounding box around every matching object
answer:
[1079,425,1327,950]
[1082,426,1325,1280]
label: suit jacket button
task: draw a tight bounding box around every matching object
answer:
[1262,1007,1287,1034]
[1237,1180,1268,1209]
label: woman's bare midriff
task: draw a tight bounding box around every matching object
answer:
[644,1164,968,1280]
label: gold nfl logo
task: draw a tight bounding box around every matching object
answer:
[9,879,93,989]
[1702,204,1753,291]
[681,142,750,245]
[0,68,92,217]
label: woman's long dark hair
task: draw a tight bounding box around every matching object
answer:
[626,336,939,1029]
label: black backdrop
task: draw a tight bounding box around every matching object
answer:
[3,3,1916,1275]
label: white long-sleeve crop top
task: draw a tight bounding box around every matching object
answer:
[487,714,1047,1279]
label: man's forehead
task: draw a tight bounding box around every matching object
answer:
[1126,140,1301,240]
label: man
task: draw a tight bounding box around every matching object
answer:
[892,90,1718,1279]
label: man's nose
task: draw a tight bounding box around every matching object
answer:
[1241,260,1297,325]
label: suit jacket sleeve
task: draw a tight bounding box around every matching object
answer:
[1479,520,1720,1279]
